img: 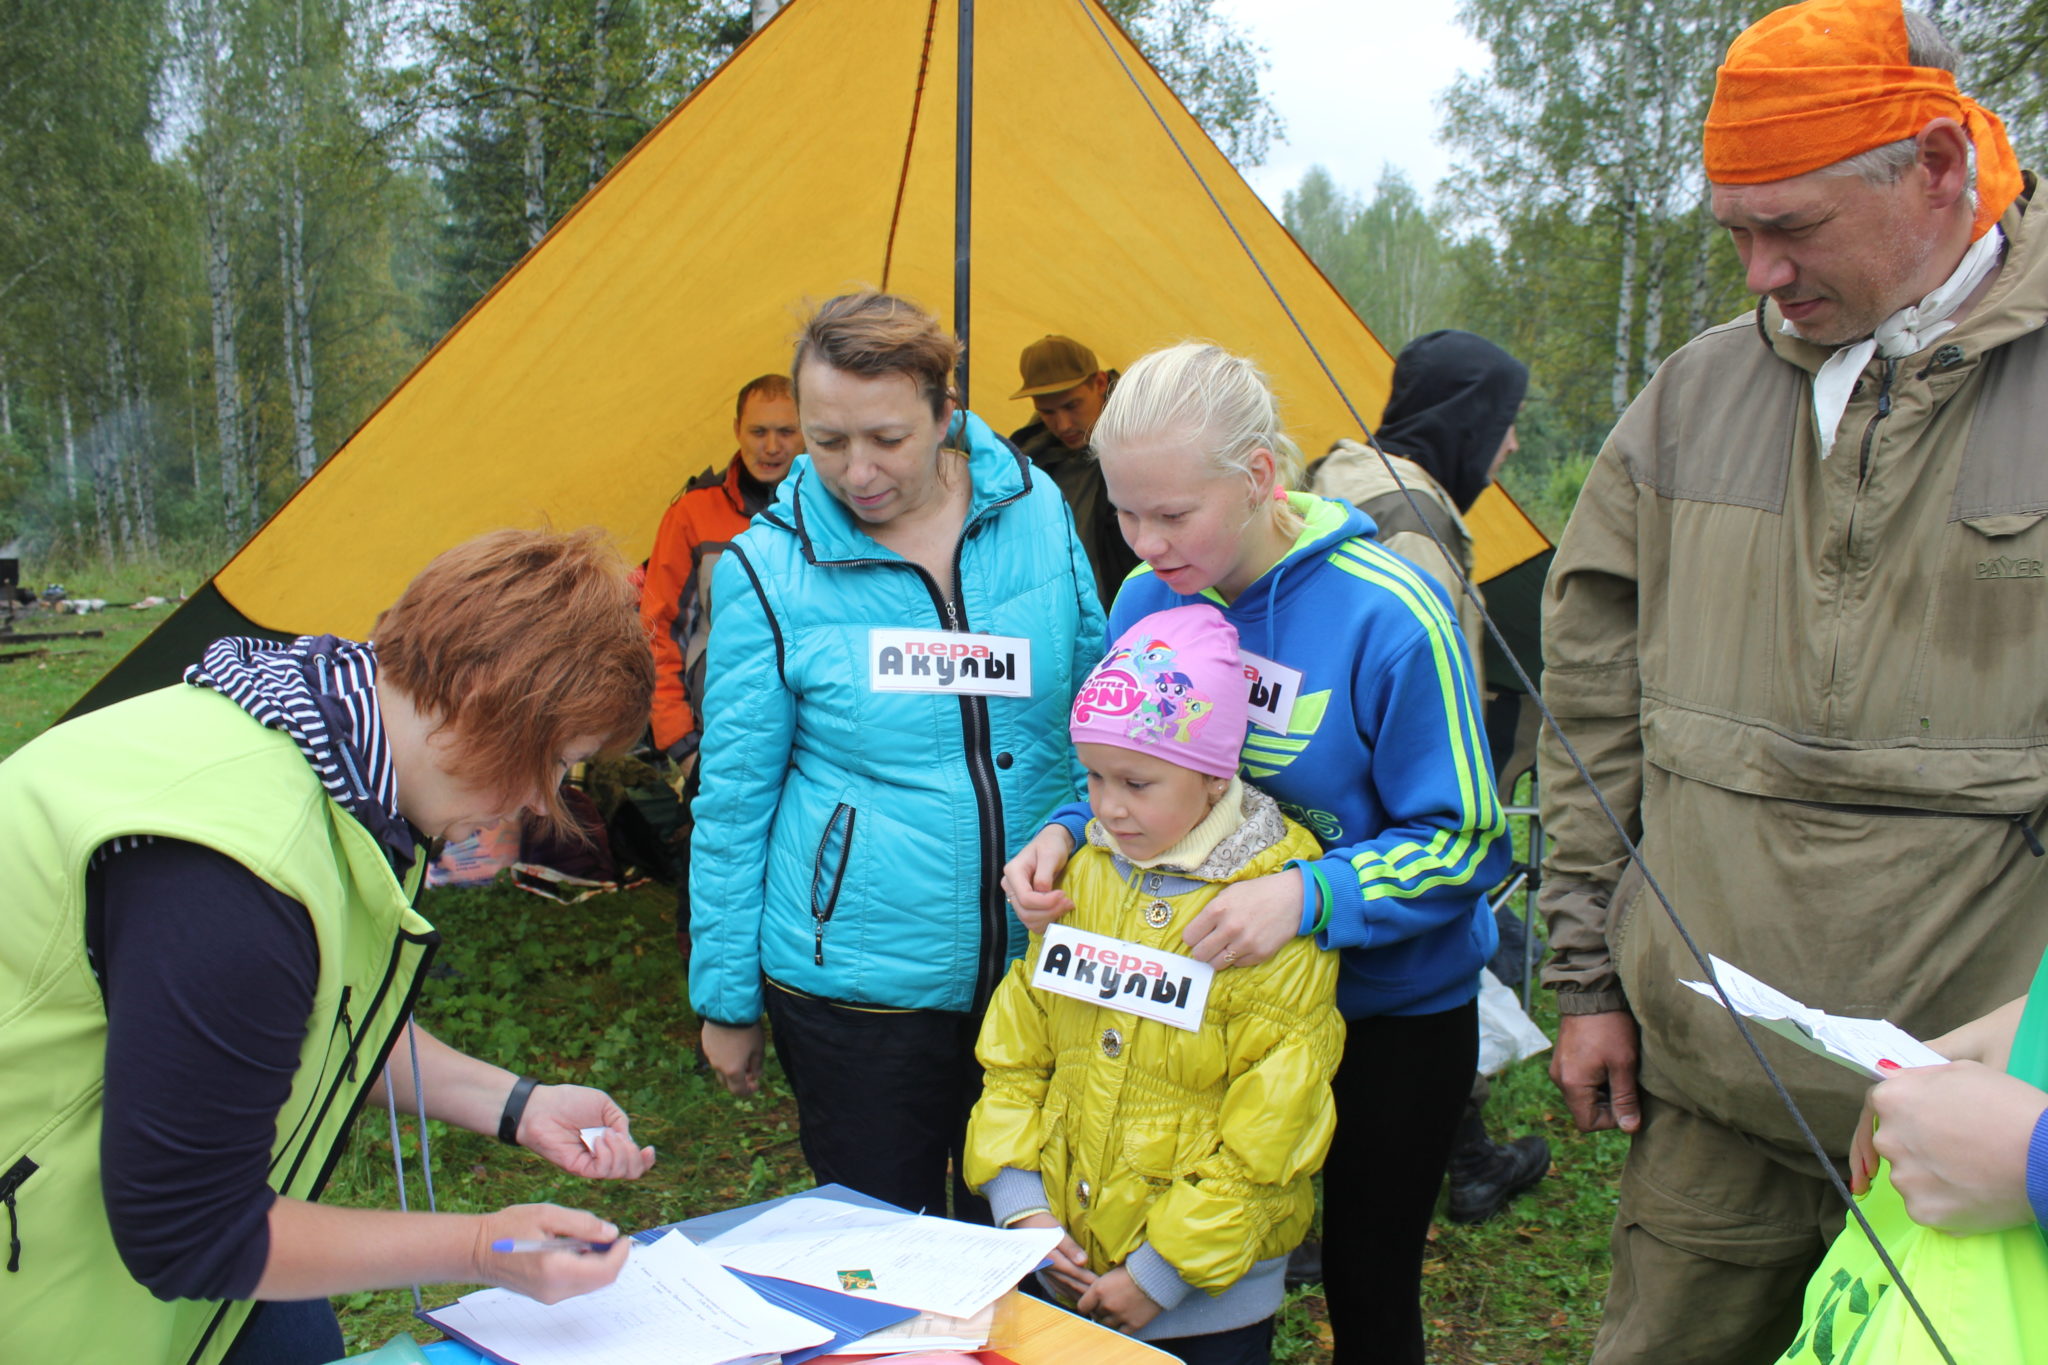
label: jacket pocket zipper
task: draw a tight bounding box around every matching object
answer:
[1,1155,38,1272]
[1784,798,2045,856]
[810,804,857,966]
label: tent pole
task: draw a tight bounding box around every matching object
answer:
[953,0,973,406]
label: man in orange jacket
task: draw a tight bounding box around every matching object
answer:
[639,374,799,953]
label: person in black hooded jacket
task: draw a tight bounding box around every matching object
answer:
[1308,329,1552,1228]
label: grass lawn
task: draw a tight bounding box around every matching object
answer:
[2,600,1626,1364]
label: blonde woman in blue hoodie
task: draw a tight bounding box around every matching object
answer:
[1002,342,1508,1365]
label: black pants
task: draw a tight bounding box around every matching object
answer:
[1150,1317,1275,1364]
[763,982,990,1223]
[1321,1000,1478,1365]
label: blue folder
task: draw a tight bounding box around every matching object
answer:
[408,1184,922,1365]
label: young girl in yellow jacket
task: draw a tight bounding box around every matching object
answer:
[966,604,1343,1365]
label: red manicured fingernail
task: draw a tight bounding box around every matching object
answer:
[1877,1059,1900,1071]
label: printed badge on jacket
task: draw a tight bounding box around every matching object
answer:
[869,628,1033,698]
[1031,923,1214,1031]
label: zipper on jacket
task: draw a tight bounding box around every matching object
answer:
[339,986,358,1082]
[810,804,858,965]
[939,539,1011,1014]
[1824,358,1898,729]
[0,1156,37,1272]
[191,926,439,1365]
[1855,358,1896,487]
[803,508,1018,1012]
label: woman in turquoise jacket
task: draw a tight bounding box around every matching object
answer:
[689,292,1105,1220]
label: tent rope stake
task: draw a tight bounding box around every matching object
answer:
[1067,2,1956,1358]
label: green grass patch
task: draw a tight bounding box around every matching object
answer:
[0,600,176,759]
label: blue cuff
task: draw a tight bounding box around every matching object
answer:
[1050,808,1090,848]
[982,1166,1051,1230]
[1313,853,1367,950]
[1123,1242,1195,1312]
[2028,1106,2048,1230]
[1288,859,1319,935]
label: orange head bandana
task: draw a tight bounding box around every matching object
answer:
[1703,0,2021,239]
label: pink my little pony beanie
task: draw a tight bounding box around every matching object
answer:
[1069,604,1246,778]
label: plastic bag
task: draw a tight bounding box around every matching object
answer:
[1777,1164,2048,1364]
[1476,967,1551,1076]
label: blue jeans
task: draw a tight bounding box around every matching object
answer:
[222,1298,345,1365]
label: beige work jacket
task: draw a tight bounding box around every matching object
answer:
[1538,177,2048,1163]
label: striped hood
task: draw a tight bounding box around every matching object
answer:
[184,635,416,869]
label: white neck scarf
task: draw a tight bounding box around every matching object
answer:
[1797,226,2005,458]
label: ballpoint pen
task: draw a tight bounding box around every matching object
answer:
[489,1237,618,1254]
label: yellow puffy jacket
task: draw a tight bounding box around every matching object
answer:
[966,792,1343,1295]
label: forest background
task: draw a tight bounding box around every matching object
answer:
[2,0,2045,580]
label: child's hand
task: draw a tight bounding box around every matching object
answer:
[1076,1266,1161,1335]
[1011,1212,1094,1295]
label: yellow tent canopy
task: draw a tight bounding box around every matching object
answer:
[76,0,1550,713]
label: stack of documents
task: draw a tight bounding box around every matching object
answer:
[1679,955,1950,1079]
[420,1196,1062,1365]
[422,1230,830,1365]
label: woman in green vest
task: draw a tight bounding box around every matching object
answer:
[0,527,658,1365]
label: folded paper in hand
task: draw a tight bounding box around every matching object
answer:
[1679,956,1948,1080]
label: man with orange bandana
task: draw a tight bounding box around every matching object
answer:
[1537,2,2048,1359]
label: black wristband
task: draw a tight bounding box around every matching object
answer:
[498,1075,539,1146]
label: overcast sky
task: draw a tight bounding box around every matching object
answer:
[1213,0,1492,218]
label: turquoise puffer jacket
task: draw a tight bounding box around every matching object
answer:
[689,412,1107,1025]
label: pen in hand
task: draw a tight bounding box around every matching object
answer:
[490,1237,618,1254]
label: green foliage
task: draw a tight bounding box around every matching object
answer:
[1283,166,1456,353]
[1946,0,2048,165]
[412,0,753,335]
[1103,0,1284,168]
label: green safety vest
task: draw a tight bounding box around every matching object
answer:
[0,684,437,1364]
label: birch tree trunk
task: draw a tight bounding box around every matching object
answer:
[60,389,80,543]
[518,0,547,249]
[586,0,612,192]
[196,0,251,539]
[752,0,782,31]
[278,0,318,483]
[93,460,114,561]
[1610,9,1642,417]
[0,356,10,437]
[1689,199,1717,341]
[124,337,159,555]
[104,327,134,556]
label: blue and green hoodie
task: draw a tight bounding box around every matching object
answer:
[1056,492,1508,1018]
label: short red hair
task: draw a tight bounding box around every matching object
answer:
[374,527,652,836]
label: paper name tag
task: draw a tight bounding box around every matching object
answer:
[869,629,1033,698]
[1031,923,1213,1031]
[1240,650,1304,732]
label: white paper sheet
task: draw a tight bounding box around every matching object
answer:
[422,1229,828,1365]
[828,1299,997,1355]
[700,1197,1060,1318]
[1680,955,1950,1080]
